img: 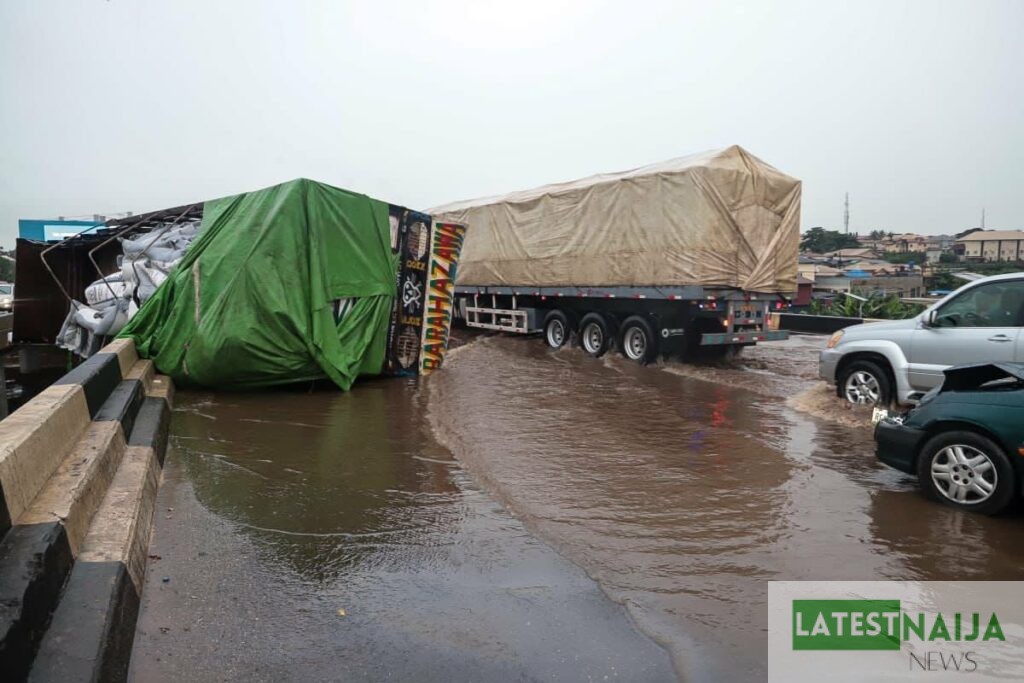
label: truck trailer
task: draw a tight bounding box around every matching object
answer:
[429,145,801,363]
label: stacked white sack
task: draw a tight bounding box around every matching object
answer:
[56,220,200,357]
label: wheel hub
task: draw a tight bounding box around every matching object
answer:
[546,320,565,347]
[844,371,880,405]
[624,328,646,360]
[931,444,997,505]
[583,323,603,353]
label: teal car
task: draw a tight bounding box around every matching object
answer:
[875,362,1024,515]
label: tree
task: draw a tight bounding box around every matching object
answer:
[926,270,960,292]
[800,227,861,253]
[0,254,13,283]
[882,251,925,265]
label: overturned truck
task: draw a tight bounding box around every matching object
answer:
[14,179,465,390]
[430,145,800,362]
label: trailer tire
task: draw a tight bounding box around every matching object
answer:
[542,310,571,349]
[619,316,658,364]
[578,313,612,358]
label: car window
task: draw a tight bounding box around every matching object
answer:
[934,280,1024,328]
[0,286,10,295]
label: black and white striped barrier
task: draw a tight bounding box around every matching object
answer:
[0,339,173,682]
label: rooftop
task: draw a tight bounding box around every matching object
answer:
[956,230,1024,242]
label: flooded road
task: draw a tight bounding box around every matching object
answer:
[130,332,1024,682]
[129,379,673,681]
[428,333,1024,681]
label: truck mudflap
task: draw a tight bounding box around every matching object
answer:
[700,330,789,346]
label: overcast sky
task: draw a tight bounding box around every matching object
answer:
[1,1,1021,247]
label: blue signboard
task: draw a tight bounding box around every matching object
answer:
[18,219,104,242]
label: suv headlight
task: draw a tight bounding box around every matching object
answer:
[826,330,844,349]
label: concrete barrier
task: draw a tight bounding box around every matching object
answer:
[0,339,172,682]
[771,312,865,334]
[0,385,90,528]
[29,445,160,683]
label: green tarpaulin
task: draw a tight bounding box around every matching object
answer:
[118,179,398,390]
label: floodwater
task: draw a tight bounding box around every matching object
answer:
[131,332,1024,682]
[130,377,674,681]
[427,333,1024,681]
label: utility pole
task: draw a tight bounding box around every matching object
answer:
[981,208,986,229]
[844,193,850,234]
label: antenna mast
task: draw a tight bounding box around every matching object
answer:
[844,193,850,234]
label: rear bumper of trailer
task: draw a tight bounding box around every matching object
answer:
[699,330,789,346]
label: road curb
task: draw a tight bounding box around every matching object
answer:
[30,446,159,683]
[0,339,173,681]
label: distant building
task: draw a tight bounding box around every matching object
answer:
[822,247,879,260]
[925,235,955,251]
[813,273,924,298]
[797,263,843,280]
[956,230,1024,262]
[793,275,813,307]
[887,233,928,253]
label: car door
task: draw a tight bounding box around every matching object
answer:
[908,279,1024,391]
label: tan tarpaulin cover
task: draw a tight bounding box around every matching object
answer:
[429,145,800,293]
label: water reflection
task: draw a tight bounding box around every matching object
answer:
[172,379,463,582]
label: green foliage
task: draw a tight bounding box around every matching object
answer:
[809,293,924,320]
[966,261,1024,275]
[799,227,860,254]
[880,251,924,265]
[927,261,1024,292]
[926,271,959,291]
[0,254,14,283]
[938,252,958,264]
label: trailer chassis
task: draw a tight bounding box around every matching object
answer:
[455,284,790,360]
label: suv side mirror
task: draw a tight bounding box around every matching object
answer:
[924,309,938,327]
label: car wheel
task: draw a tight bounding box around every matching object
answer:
[619,315,658,364]
[838,359,892,406]
[542,310,570,349]
[917,432,1011,511]
[578,313,612,358]
[916,430,1015,515]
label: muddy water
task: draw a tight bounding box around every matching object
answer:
[427,334,1024,681]
[131,378,674,681]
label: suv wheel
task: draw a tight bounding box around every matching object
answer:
[916,431,1015,515]
[838,359,892,406]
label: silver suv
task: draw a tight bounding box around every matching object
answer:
[819,272,1024,405]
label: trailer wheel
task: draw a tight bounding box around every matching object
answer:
[619,316,658,364]
[542,310,571,349]
[578,313,612,358]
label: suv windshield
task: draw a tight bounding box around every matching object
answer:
[0,285,12,295]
